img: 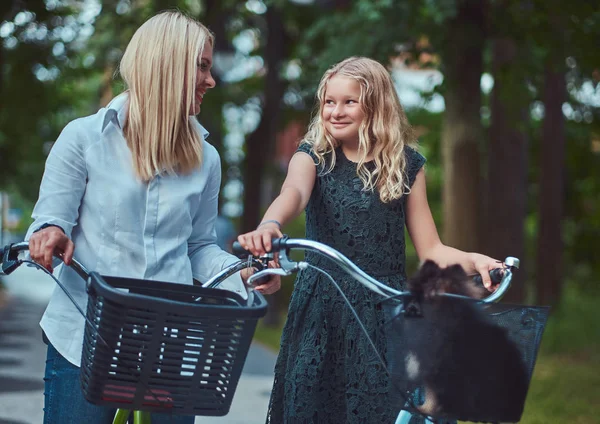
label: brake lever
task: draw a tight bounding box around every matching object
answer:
[247,268,292,286]
[246,247,309,287]
[1,244,22,275]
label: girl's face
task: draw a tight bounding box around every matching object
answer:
[322,75,365,144]
[191,41,216,115]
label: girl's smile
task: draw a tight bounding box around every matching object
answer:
[322,76,364,144]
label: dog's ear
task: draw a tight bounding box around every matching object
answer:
[418,260,442,278]
[442,264,469,282]
[408,260,442,293]
[408,260,440,289]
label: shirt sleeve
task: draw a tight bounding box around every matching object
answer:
[25,120,88,241]
[187,147,247,299]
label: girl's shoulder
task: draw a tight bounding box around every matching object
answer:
[403,145,426,165]
[296,142,327,168]
[403,145,426,187]
[296,141,317,160]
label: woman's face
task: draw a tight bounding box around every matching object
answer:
[191,41,216,116]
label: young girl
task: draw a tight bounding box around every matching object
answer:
[237,57,499,423]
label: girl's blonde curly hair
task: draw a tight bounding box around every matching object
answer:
[302,56,418,203]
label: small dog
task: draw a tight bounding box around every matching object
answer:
[398,260,529,423]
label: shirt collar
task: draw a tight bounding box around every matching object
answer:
[102,92,128,132]
[101,92,210,140]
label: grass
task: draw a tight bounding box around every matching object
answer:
[520,352,600,423]
[515,283,600,424]
[255,282,600,423]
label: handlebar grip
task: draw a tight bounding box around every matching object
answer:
[232,241,251,257]
[473,268,504,287]
[232,237,288,258]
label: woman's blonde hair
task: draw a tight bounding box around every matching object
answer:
[119,11,213,181]
[303,57,417,202]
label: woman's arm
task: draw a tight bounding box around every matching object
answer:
[237,151,316,256]
[406,168,501,289]
[26,121,89,270]
[187,149,281,295]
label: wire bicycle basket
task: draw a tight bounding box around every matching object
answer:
[81,273,268,416]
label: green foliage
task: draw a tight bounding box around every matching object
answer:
[2,0,599,330]
[541,283,600,357]
[0,2,101,199]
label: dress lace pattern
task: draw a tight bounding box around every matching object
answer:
[267,144,442,424]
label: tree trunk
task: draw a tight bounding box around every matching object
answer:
[241,6,287,234]
[440,0,486,252]
[487,37,528,303]
[202,0,235,157]
[241,6,287,327]
[535,62,566,307]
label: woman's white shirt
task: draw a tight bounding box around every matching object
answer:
[25,93,245,366]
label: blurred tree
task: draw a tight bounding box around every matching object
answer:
[533,2,600,304]
[437,0,487,253]
[240,3,289,234]
[0,0,92,200]
[485,0,531,303]
[532,1,569,308]
[200,0,241,205]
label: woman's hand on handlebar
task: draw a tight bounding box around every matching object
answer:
[240,259,282,295]
[237,223,283,257]
[29,226,74,272]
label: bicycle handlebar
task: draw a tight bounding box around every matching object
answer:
[1,241,91,281]
[1,242,265,290]
[232,237,519,304]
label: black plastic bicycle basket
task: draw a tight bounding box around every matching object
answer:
[383,296,550,423]
[80,272,267,416]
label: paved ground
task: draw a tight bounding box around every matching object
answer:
[0,265,276,424]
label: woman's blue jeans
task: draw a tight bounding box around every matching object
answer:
[43,342,195,424]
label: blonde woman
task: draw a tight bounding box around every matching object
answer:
[237,57,499,423]
[26,11,280,423]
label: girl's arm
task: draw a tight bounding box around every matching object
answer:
[237,151,316,256]
[406,168,501,289]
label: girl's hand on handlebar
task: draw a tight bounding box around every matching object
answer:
[29,226,74,272]
[237,224,283,257]
[469,252,503,292]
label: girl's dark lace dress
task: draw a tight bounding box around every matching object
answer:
[267,144,435,424]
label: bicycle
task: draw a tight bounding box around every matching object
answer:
[231,236,550,424]
[0,241,268,424]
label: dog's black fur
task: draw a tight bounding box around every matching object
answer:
[400,260,529,423]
